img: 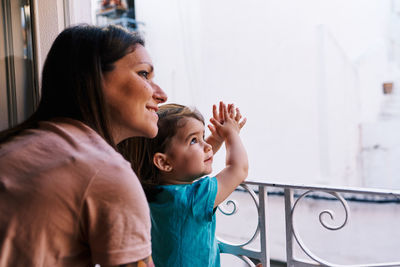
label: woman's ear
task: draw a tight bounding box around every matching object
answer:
[153,152,173,172]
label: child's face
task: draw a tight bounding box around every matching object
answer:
[163,117,214,183]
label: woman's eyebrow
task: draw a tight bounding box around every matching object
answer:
[137,62,154,72]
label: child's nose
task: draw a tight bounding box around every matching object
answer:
[204,142,212,152]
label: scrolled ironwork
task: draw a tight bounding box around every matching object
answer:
[317,193,349,231]
[291,190,351,266]
[217,184,260,248]
[290,190,400,266]
[236,254,256,267]
[220,253,257,267]
[217,199,238,215]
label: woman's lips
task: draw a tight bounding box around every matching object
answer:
[205,156,213,163]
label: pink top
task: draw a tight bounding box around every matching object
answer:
[0,118,151,266]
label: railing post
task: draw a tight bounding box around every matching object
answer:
[258,185,270,267]
[284,188,294,267]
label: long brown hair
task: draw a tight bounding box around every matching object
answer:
[120,103,204,201]
[0,24,144,149]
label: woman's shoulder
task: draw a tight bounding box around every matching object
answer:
[46,118,133,172]
[39,118,108,148]
[1,118,131,180]
[37,118,119,158]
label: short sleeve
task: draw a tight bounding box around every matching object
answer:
[189,176,218,222]
[80,166,151,266]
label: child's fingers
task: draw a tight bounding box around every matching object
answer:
[229,104,235,118]
[212,104,219,121]
[227,104,233,114]
[235,107,242,121]
[239,117,247,129]
[222,102,229,120]
[207,124,217,135]
[219,101,225,123]
[209,117,222,128]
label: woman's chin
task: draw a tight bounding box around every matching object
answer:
[145,126,158,138]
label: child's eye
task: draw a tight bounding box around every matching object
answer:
[138,71,149,79]
[190,137,198,145]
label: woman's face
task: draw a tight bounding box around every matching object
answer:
[103,45,167,143]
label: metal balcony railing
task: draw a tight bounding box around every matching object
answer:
[217,181,400,267]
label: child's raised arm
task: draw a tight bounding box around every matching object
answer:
[208,101,248,208]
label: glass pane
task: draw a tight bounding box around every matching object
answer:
[0,1,9,130]
[0,0,37,131]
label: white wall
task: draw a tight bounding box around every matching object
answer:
[135,0,394,187]
[33,0,66,86]
[65,0,398,188]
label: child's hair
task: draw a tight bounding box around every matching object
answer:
[120,103,204,201]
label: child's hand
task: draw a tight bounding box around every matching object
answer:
[227,103,247,131]
[208,101,247,141]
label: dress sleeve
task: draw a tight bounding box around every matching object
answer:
[80,165,151,266]
[189,176,218,222]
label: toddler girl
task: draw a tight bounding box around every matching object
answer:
[130,101,248,266]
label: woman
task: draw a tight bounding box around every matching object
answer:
[0,24,166,267]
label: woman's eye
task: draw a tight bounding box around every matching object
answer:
[138,71,149,79]
[190,137,198,145]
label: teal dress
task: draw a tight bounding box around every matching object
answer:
[150,176,220,267]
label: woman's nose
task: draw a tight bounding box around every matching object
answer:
[152,82,167,104]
